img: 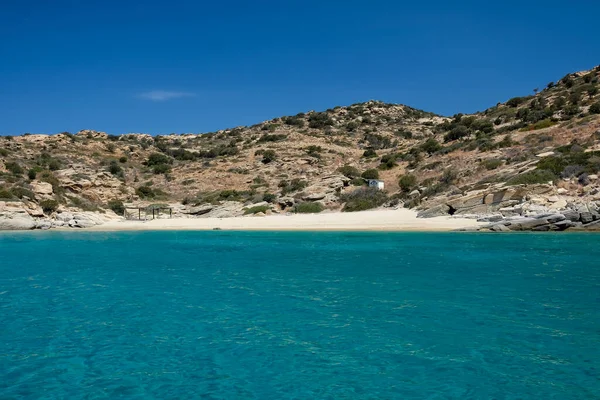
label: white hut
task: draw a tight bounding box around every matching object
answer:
[368,179,385,190]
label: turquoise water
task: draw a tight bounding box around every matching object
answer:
[1,232,599,399]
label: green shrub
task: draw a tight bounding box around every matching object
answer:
[40,199,59,214]
[520,119,556,131]
[341,187,388,212]
[361,169,379,180]
[362,148,377,158]
[279,178,307,195]
[244,205,269,214]
[0,188,14,199]
[153,164,171,174]
[308,112,334,129]
[0,148,9,156]
[338,165,360,178]
[440,168,458,185]
[350,177,365,186]
[257,134,286,143]
[10,186,35,199]
[136,185,155,199]
[107,199,125,215]
[28,169,37,180]
[119,156,128,163]
[421,138,442,154]
[506,97,525,107]
[4,161,23,176]
[398,175,417,192]
[48,159,61,171]
[590,102,600,114]
[146,153,171,166]
[261,149,277,164]
[108,160,123,176]
[481,159,503,170]
[294,202,324,213]
[262,193,276,203]
[305,145,322,158]
[506,170,556,185]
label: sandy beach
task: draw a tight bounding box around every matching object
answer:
[88,208,483,232]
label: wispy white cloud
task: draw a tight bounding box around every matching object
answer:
[137,90,196,101]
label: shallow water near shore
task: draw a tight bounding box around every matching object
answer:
[1,231,599,398]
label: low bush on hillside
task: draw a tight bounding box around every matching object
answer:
[305,145,323,158]
[519,119,556,132]
[261,149,277,164]
[308,112,334,129]
[506,170,556,185]
[257,134,286,143]
[350,177,365,186]
[107,199,125,215]
[361,169,379,180]
[279,178,307,195]
[398,174,417,192]
[146,153,172,166]
[262,193,276,203]
[340,187,388,212]
[10,186,35,200]
[108,160,124,177]
[481,159,503,170]
[136,185,156,199]
[338,165,360,178]
[4,161,23,176]
[244,205,269,215]
[40,199,59,214]
[362,148,377,158]
[0,187,13,199]
[421,138,442,154]
[294,202,324,213]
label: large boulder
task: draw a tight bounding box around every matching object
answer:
[0,202,36,230]
[417,204,451,218]
[185,205,213,215]
[303,192,326,201]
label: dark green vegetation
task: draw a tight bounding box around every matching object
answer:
[340,188,388,212]
[294,202,324,213]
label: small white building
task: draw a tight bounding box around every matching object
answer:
[368,179,385,190]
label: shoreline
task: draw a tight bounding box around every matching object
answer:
[85,209,484,232]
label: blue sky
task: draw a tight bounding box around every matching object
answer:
[1,0,598,135]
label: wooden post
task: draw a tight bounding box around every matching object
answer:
[152,208,155,220]
[138,208,141,220]
[170,208,172,218]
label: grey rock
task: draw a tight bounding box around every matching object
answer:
[417,204,451,218]
[303,193,327,201]
[490,224,510,232]
[477,214,504,223]
[507,218,550,231]
[580,212,594,224]
[186,205,213,215]
[562,210,581,222]
[0,214,36,230]
[552,220,578,231]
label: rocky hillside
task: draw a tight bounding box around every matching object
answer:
[1,65,600,230]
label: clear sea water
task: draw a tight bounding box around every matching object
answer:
[0,231,599,399]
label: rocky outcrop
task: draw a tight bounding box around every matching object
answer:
[476,202,600,232]
[55,211,116,228]
[0,202,36,230]
[417,204,451,218]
